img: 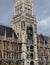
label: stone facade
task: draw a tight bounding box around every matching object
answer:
[37,34,50,65]
[11,0,38,65]
[0,25,50,65]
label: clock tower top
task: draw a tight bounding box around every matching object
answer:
[14,0,33,16]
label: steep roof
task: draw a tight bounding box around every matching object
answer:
[0,25,17,38]
[37,34,49,43]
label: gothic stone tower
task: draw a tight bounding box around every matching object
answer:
[11,0,38,65]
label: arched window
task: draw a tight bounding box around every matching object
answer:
[30,53,33,59]
[30,45,34,51]
[30,61,34,65]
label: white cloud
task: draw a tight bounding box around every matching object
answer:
[38,17,50,28]
[37,17,50,36]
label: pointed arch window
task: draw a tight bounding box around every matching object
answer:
[30,61,34,65]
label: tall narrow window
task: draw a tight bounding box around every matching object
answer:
[21,21,25,30]
[30,53,33,59]
[27,25,33,40]
[30,45,34,51]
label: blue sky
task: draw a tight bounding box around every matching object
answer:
[0,0,50,36]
